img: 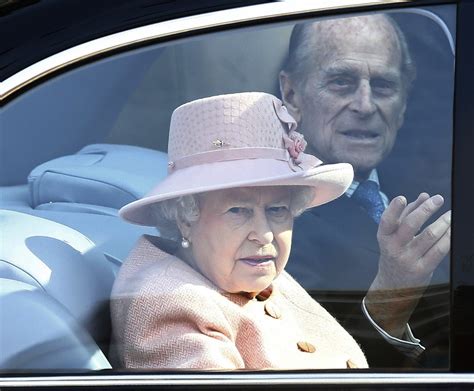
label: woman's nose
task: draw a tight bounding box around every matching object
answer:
[248,213,274,244]
[349,80,376,116]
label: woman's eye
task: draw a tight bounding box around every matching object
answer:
[267,206,290,218]
[228,207,249,215]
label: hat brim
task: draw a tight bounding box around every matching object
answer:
[119,159,353,226]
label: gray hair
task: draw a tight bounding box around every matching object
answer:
[282,14,416,94]
[150,195,200,241]
[150,187,315,241]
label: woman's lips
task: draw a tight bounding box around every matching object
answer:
[240,256,275,267]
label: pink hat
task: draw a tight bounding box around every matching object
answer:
[120,92,353,226]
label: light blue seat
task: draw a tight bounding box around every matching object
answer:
[0,278,111,370]
[29,143,168,214]
[0,144,169,369]
[0,210,113,369]
[3,143,167,264]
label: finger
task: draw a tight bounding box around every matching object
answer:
[410,210,451,258]
[418,224,451,275]
[378,196,407,236]
[396,195,444,243]
[400,193,430,220]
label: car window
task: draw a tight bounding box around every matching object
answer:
[0,3,455,377]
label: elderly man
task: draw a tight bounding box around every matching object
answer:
[279,14,451,367]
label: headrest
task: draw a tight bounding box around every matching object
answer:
[28,144,168,210]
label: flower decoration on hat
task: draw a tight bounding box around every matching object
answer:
[283,130,307,164]
[272,98,308,164]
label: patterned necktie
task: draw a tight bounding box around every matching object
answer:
[351,180,385,224]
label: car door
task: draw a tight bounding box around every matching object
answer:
[1,0,473,389]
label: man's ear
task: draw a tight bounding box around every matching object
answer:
[279,70,302,122]
[396,100,407,130]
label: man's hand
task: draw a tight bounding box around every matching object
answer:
[365,193,451,338]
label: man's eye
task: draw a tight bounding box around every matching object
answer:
[328,77,355,91]
[371,79,397,95]
[334,78,351,86]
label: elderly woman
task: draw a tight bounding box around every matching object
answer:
[111,92,367,369]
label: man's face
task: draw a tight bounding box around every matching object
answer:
[283,16,407,180]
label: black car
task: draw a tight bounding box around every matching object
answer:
[1,0,474,389]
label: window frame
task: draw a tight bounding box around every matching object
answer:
[2,0,474,387]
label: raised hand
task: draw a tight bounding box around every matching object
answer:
[365,193,451,338]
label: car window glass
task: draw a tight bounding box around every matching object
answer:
[1,5,455,373]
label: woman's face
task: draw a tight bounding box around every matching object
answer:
[186,186,294,295]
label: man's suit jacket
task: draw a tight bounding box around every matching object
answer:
[110,235,367,370]
[287,194,450,368]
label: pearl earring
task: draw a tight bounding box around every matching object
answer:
[181,237,190,249]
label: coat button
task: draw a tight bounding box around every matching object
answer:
[297,341,316,353]
[264,301,281,319]
[346,359,357,368]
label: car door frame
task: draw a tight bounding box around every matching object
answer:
[1,0,474,388]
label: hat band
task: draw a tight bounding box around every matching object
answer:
[168,147,322,174]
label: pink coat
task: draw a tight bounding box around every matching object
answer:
[110,235,367,369]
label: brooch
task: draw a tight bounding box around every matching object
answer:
[212,139,227,148]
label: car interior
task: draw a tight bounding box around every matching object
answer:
[0,6,456,371]
[0,144,168,369]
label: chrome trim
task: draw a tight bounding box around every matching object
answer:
[1,373,474,387]
[0,0,412,100]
